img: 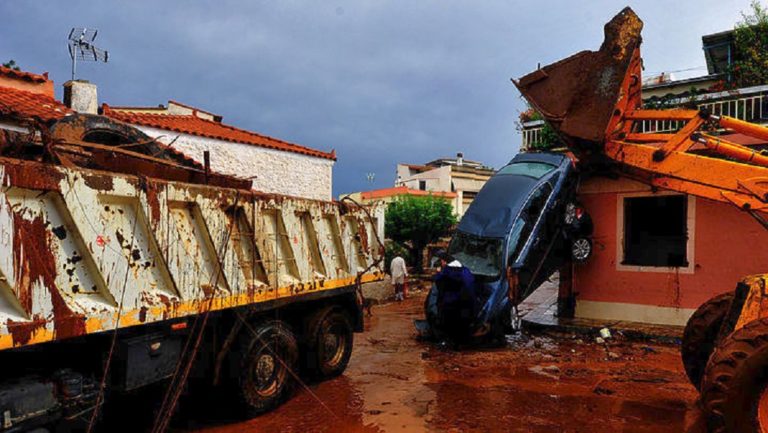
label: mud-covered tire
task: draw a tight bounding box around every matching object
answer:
[232,320,299,416]
[303,306,354,380]
[700,318,768,433]
[681,291,734,390]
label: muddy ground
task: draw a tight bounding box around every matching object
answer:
[176,292,706,433]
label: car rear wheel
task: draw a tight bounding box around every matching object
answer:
[570,237,592,263]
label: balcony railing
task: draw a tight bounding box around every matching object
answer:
[520,120,544,150]
[519,85,768,147]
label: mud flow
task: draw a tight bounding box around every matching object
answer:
[171,292,704,433]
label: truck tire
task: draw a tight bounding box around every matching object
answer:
[700,318,768,433]
[304,306,354,379]
[681,291,733,390]
[234,320,299,416]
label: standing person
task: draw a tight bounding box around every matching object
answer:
[390,255,408,301]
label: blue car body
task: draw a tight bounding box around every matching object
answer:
[426,151,584,338]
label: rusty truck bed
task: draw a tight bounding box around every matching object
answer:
[0,156,384,349]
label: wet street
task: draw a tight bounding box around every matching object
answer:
[177,293,706,433]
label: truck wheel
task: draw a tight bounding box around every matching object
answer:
[304,306,354,379]
[681,291,733,390]
[701,318,768,433]
[235,320,298,416]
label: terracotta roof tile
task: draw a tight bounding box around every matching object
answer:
[0,66,49,83]
[360,186,457,200]
[0,85,71,122]
[102,104,336,161]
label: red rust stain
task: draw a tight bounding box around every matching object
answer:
[138,306,148,323]
[3,159,64,191]
[356,217,370,252]
[143,181,162,228]
[82,173,114,191]
[12,212,86,341]
[200,283,214,298]
[6,316,46,346]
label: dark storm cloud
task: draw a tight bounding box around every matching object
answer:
[0,1,752,196]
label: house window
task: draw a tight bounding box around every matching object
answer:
[419,180,426,191]
[623,195,688,267]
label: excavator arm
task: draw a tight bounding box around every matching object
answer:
[514,8,768,432]
[514,7,768,214]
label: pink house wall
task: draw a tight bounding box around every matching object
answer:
[572,177,768,325]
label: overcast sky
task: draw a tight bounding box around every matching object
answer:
[0,1,755,196]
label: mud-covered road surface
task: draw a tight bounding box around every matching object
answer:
[181,294,705,433]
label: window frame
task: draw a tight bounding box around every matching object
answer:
[616,192,696,274]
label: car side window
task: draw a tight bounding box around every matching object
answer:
[508,182,553,262]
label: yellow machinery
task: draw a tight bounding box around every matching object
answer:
[516,8,768,433]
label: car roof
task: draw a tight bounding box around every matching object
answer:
[508,151,569,166]
[457,152,568,238]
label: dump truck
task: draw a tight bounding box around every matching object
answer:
[0,113,384,432]
[515,7,768,433]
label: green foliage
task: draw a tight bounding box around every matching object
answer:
[730,1,768,88]
[531,121,559,150]
[385,194,456,271]
[2,60,20,71]
[643,86,703,111]
[517,104,559,150]
[384,241,410,274]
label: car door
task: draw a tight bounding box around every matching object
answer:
[509,181,554,296]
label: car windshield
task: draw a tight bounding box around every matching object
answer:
[498,161,556,179]
[448,231,503,281]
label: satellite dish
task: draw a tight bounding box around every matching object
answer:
[67,28,109,80]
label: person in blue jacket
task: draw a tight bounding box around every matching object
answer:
[433,251,477,342]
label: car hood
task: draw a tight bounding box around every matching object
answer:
[457,173,537,238]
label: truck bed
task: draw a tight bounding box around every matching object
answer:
[0,156,384,349]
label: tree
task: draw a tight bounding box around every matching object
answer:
[2,60,20,71]
[384,194,456,272]
[730,1,768,88]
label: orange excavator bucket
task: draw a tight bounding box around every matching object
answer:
[513,7,644,153]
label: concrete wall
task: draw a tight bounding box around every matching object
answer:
[400,166,452,192]
[138,126,334,201]
[573,176,768,326]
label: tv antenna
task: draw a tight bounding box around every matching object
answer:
[366,172,376,184]
[67,28,109,80]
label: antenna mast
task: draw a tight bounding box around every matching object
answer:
[67,28,109,80]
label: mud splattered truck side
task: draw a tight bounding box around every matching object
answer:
[0,114,384,431]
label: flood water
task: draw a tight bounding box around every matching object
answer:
[176,293,706,433]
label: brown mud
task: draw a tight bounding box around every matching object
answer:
[181,294,706,433]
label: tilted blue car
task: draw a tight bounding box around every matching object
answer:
[423,151,593,342]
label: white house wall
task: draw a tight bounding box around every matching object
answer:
[137,126,333,201]
[400,166,451,192]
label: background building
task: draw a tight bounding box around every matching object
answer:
[344,185,456,208]
[556,29,768,326]
[103,101,336,201]
[394,153,494,217]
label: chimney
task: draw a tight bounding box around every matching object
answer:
[456,152,464,166]
[63,80,98,114]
